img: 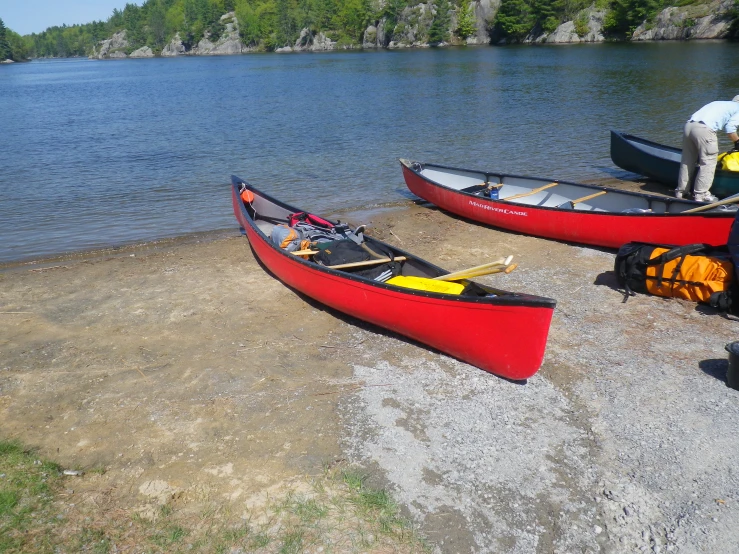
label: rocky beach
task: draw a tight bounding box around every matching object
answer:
[3,181,739,552]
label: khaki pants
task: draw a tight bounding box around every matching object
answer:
[677,120,718,196]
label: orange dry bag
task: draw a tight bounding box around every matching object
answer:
[615,242,734,304]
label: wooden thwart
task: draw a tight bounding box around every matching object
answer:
[503,182,558,202]
[567,190,607,206]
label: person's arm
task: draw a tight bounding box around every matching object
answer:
[725,110,739,145]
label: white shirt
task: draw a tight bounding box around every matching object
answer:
[690,101,739,134]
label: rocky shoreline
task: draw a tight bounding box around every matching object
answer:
[89,0,735,60]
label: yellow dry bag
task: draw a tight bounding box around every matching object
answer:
[386,275,464,295]
[717,151,739,172]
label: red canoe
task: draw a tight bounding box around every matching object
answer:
[400,159,737,249]
[230,175,556,380]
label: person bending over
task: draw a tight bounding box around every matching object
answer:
[676,95,739,202]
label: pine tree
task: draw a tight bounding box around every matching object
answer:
[428,0,451,44]
[0,17,11,60]
[455,0,475,40]
[494,0,535,40]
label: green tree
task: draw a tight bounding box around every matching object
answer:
[428,0,451,43]
[455,0,475,40]
[148,0,168,48]
[335,0,369,43]
[7,29,29,60]
[603,0,664,38]
[494,0,535,40]
[275,0,295,46]
[532,0,563,32]
[0,17,10,60]
[381,0,407,31]
[235,0,262,44]
[123,2,145,47]
[729,0,739,39]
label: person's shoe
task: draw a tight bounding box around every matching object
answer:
[693,192,719,203]
[674,189,686,199]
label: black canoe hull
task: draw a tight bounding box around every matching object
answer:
[610,130,739,199]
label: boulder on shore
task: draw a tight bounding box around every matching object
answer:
[130,46,154,58]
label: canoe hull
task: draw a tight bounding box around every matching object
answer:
[231,184,555,381]
[401,162,734,249]
[610,130,739,199]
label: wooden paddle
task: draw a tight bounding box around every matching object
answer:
[682,192,739,214]
[327,256,407,270]
[503,182,559,202]
[437,263,518,282]
[558,190,607,209]
[431,256,512,281]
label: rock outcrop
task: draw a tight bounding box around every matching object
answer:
[129,46,154,58]
[90,30,128,59]
[161,33,186,57]
[632,0,733,40]
[386,2,435,48]
[192,13,244,55]
[294,29,336,51]
[469,0,500,44]
[544,8,605,43]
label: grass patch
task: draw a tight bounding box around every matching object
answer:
[0,439,64,553]
[0,439,428,553]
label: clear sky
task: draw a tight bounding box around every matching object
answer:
[0,1,141,36]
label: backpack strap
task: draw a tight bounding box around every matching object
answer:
[646,244,707,266]
[647,244,706,290]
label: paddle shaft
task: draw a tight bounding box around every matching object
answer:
[504,182,558,202]
[437,266,507,281]
[682,192,739,214]
[431,257,508,280]
[437,263,518,281]
[327,256,407,270]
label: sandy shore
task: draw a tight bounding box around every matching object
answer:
[2,192,739,553]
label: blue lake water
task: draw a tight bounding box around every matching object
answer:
[2,42,739,263]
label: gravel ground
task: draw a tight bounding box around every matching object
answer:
[3,197,739,553]
[339,212,739,554]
